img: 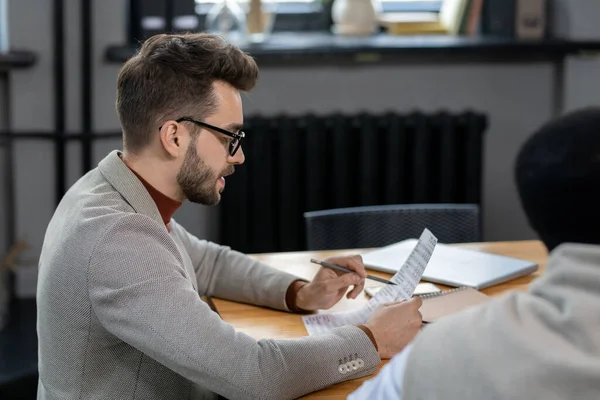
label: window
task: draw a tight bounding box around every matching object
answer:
[194,0,442,14]
[193,0,443,31]
[128,0,445,41]
[194,0,326,32]
[194,0,321,15]
[379,0,442,13]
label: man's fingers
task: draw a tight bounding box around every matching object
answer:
[329,272,361,291]
[346,279,365,299]
[326,255,367,279]
[409,295,423,308]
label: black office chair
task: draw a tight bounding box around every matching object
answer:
[304,204,481,250]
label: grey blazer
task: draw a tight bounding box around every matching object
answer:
[36,150,380,400]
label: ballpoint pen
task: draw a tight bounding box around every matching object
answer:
[310,258,397,285]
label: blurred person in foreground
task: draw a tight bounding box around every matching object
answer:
[349,107,600,400]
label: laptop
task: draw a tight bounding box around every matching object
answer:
[361,239,538,290]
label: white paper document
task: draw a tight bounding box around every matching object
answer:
[302,228,438,335]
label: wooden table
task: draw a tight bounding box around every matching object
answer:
[210,240,548,399]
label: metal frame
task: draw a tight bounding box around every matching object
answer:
[0,0,118,301]
[53,0,66,204]
[2,62,15,262]
[82,0,93,174]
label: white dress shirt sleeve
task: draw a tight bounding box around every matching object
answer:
[347,343,414,399]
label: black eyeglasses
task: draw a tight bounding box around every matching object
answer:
[167,117,245,157]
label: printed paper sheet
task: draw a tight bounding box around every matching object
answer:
[302,228,438,335]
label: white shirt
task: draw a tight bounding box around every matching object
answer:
[348,343,413,399]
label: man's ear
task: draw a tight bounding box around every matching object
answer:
[159,120,183,158]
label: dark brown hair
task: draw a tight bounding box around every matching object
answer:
[116,33,259,153]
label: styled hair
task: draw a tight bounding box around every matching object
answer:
[116,33,259,153]
[515,107,600,251]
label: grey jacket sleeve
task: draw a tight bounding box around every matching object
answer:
[89,214,381,400]
[171,219,305,310]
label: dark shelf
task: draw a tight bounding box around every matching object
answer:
[106,33,600,65]
[0,50,37,71]
[0,299,38,388]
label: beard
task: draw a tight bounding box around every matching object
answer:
[176,142,233,205]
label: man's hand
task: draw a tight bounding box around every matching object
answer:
[295,255,367,311]
[365,297,423,359]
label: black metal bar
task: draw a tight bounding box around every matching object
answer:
[127,0,142,44]
[53,0,66,205]
[165,0,174,33]
[81,0,92,174]
[1,132,60,139]
[0,131,123,140]
[0,51,37,69]
[1,73,15,263]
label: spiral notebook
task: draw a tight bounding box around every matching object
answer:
[417,286,490,323]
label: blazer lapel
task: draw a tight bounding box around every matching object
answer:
[97,150,199,292]
[97,150,164,228]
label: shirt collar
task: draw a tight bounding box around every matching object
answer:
[126,166,182,231]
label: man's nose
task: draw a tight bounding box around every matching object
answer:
[230,146,245,165]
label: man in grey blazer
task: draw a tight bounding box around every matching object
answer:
[36,33,422,400]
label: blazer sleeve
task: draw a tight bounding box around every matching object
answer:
[170,219,305,310]
[89,214,380,400]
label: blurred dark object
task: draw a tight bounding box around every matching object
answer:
[0,299,38,399]
[127,0,198,42]
[481,0,516,37]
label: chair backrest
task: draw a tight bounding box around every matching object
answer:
[304,204,481,250]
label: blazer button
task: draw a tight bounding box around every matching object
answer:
[349,360,359,370]
[338,364,349,374]
[356,358,364,368]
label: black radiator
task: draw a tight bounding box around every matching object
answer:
[219,111,487,254]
